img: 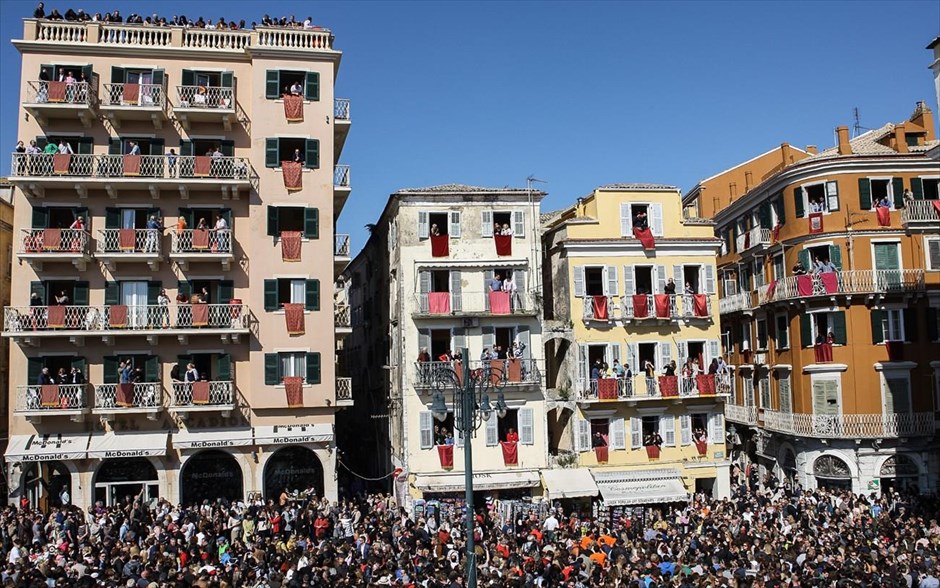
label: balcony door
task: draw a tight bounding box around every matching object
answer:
[882,376,911,422]
[811,378,840,436]
[873,242,900,291]
[122,281,148,328]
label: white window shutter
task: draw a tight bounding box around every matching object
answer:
[482,326,495,350]
[578,344,588,388]
[651,203,664,236]
[627,343,638,374]
[418,329,431,355]
[826,181,839,211]
[573,266,585,298]
[485,414,498,446]
[704,264,716,294]
[605,265,618,296]
[630,417,642,449]
[420,411,433,449]
[624,265,635,296]
[674,265,684,289]
[515,325,531,360]
[709,412,724,441]
[451,328,466,355]
[661,415,675,446]
[577,418,591,453]
[620,202,632,237]
[450,271,462,312]
[418,211,429,240]
[659,341,672,369]
[609,343,621,365]
[656,265,666,294]
[513,210,525,237]
[610,418,626,450]
[677,340,688,364]
[519,408,534,445]
[448,211,461,238]
[708,340,721,365]
[515,270,526,295]
[680,414,692,446]
[481,210,493,238]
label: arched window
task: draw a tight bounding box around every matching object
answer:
[880,455,918,477]
[180,450,243,506]
[813,454,850,479]
[263,446,323,500]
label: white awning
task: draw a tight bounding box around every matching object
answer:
[414,470,540,493]
[253,424,332,446]
[541,468,598,499]
[87,432,168,459]
[5,433,90,462]
[172,428,253,450]
[593,468,689,506]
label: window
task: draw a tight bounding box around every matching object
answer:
[797,244,842,274]
[30,206,88,230]
[417,211,461,239]
[263,352,320,385]
[265,70,319,101]
[752,259,765,288]
[811,377,840,415]
[740,321,752,352]
[772,254,785,281]
[481,210,525,238]
[912,177,940,200]
[181,69,233,89]
[263,278,320,311]
[771,196,785,227]
[759,374,771,408]
[800,311,847,347]
[39,63,93,84]
[35,136,93,155]
[777,373,792,413]
[775,314,789,349]
[794,181,839,217]
[870,309,907,343]
[266,206,319,239]
[756,318,768,351]
[264,138,319,169]
[619,202,664,236]
[859,177,903,210]
[590,418,609,446]
[102,354,159,384]
[883,376,911,415]
[926,238,940,271]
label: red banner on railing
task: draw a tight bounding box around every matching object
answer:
[820,272,838,294]
[501,441,519,466]
[633,226,656,249]
[494,234,512,256]
[645,445,660,459]
[696,374,716,395]
[47,305,66,329]
[123,154,141,176]
[116,383,135,408]
[192,381,210,405]
[284,303,305,335]
[654,294,670,318]
[430,235,449,257]
[283,94,304,122]
[280,231,302,262]
[598,378,619,400]
[632,294,648,319]
[933,201,940,215]
[796,274,813,296]
[48,81,67,103]
[489,291,510,314]
[437,444,454,469]
[659,376,679,397]
[764,279,777,303]
[284,376,304,408]
[41,385,60,408]
[118,229,136,251]
[506,358,521,382]
[428,292,450,314]
[53,154,71,175]
[814,342,833,363]
[694,439,708,456]
[122,83,140,105]
[43,228,62,251]
[693,294,709,317]
[194,156,211,177]
[192,303,209,327]
[192,228,210,250]
[594,445,608,463]
[593,295,609,320]
[109,305,128,328]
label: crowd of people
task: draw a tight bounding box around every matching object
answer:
[32,3,326,31]
[1,481,937,587]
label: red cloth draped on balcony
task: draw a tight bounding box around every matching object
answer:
[933,201,940,215]
[281,161,303,191]
[594,445,609,463]
[659,376,679,397]
[489,291,511,314]
[427,292,450,314]
[814,342,833,363]
[52,154,71,175]
[46,305,66,329]
[693,294,709,317]
[42,228,62,251]
[796,274,814,296]
[592,295,609,320]
[283,94,304,122]
[192,381,210,405]
[284,303,305,335]
[645,445,660,459]
[123,154,141,176]
[696,374,716,395]
[598,378,619,400]
[437,444,454,469]
[764,279,777,303]
[48,81,67,103]
[192,228,210,250]
[116,383,135,408]
[454,362,464,386]
[488,360,504,385]
[654,294,671,318]
[501,441,519,465]
[122,83,140,104]
[506,358,521,382]
[40,385,60,408]
[886,340,904,361]
[808,212,824,234]
[632,294,648,319]
[694,439,708,456]
[109,305,128,328]
[820,272,838,294]
[494,234,512,256]
[876,206,891,227]
[119,228,136,251]
[284,376,304,408]
[193,156,212,177]
[191,303,210,327]
[771,225,780,242]
[280,231,302,262]
[632,226,655,250]
[430,235,449,257]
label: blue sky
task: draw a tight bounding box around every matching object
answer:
[1,1,938,253]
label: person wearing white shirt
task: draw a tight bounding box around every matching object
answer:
[214,214,229,252]
[58,140,73,154]
[290,81,303,96]
[303,17,314,29]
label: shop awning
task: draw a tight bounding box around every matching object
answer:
[254,424,332,446]
[541,468,599,499]
[414,470,540,493]
[593,468,689,506]
[172,428,253,450]
[87,432,168,459]
[5,433,90,462]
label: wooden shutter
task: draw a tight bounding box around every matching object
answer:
[305,279,320,311]
[911,178,924,200]
[451,327,466,354]
[620,202,632,236]
[217,281,234,305]
[104,281,119,306]
[265,138,279,168]
[418,329,431,356]
[418,211,429,240]
[265,70,280,99]
[181,69,195,87]
[573,266,585,298]
[306,352,321,385]
[630,417,642,449]
[304,139,319,169]
[104,207,120,230]
[776,315,789,349]
[73,281,89,306]
[774,194,786,224]
[660,415,675,446]
[831,311,847,345]
[884,377,910,414]
[624,266,635,296]
[829,245,842,271]
[759,202,772,229]
[798,249,811,273]
[419,411,433,449]
[793,186,805,218]
[147,281,161,305]
[892,178,904,208]
[179,140,193,157]
[177,280,191,299]
[151,68,164,89]
[605,265,618,296]
[145,355,159,382]
[304,71,320,101]
[482,413,497,446]
[858,178,872,209]
[519,408,534,445]
[102,356,118,384]
[482,326,495,350]
[264,353,279,385]
[218,140,233,157]
[608,343,621,366]
[650,203,664,236]
[627,343,638,374]
[609,417,625,450]
[31,207,49,229]
[264,279,278,311]
[659,341,672,369]
[927,239,940,270]
[800,312,813,347]
[577,344,587,387]
[512,210,525,237]
[266,206,279,236]
[217,353,232,382]
[110,66,125,83]
[448,211,461,238]
[515,326,530,360]
[481,210,493,237]
[77,138,93,154]
[870,310,884,344]
[680,415,692,446]
[577,418,591,453]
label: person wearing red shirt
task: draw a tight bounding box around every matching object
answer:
[505,427,519,443]
[314,513,330,539]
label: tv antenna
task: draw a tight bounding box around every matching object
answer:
[853,107,870,137]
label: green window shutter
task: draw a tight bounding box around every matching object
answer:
[71,356,87,375]
[217,280,234,305]
[831,311,847,345]
[28,358,43,385]
[793,187,805,218]
[77,138,93,155]
[264,279,278,311]
[145,355,160,382]
[776,194,786,224]
[800,313,812,348]
[35,136,48,151]
[102,356,118,384]
[798,249,810,271]
[31,207,49,229]
[265,70,280,99]
[110,66,125,84]
[304,139,319,169]
[265,138,279,168]
[179,141,193,157]
[304,208,319,239]
[104,208,120,229]
[221,71,233,89]
[73,207,89,226]
[892,178,905,208]
[829,245,842,271]
[149,138,164,156]
[104,282,120,306]
[759,202,772,229]
[221,208,233,229]
[267,206,279,236]
[30,281,46,304]
[181,69,195,87]
[304,71,320,101]
[147,281,161,305]
[108,138,122,155]
[177,280,191,298]
[73,281,89,306]
[870,310,884,344]
[306,352,321,385]
[176,355,192,380]
[220,140,234,157]
[928,308,938,342]
[903,308,918,343]
[216,353,232,382]
[264,353,279,385]
[911,178,924,200]
[858,178,872,209]
[151,68,164,87]
[305,279,320,311]
[777,317,789,349]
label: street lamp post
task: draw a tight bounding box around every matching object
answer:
[430,348,507,588]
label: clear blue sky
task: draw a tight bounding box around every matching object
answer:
[1,1,938,254]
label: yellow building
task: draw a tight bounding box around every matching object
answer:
[542,184,731,505]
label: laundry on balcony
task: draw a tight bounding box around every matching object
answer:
[489,291,511,314]
[494,234,512,256]
[281,161,303,191]
[46,305,66,329]
[820,272,838,294]
[632,226,655,250]
[284,376,304,408]
[48,81,67,102]
[108,305,128,328]
[193,156,212,177]
[814,342,833,363]
[123,83,140,105]
[191,303,210,327]
[796,274,814,296]
[594,445,609,463]
[876,206,891,227]
[659,376,679,397]
[501,441,518,466]
[427,292,450,314]
[280,231,302,262]
[42,228,62,251]
[437,444,454,469]
[631,294,648,319]
[53,154,71,175]
[598,378,619,400]
[654,294,671,318]
[430,235,449,257]
[763,280,777,303]
[118,228,136,251]
[192,381,210,405]
[116,383,135,407]
[283,94,304,122]
[696,374,716,395]
[123,154,141,176]
[693,294,709,317]
[808,212,824,234]
[284,303,305,335]
[41,385,60,408]
[645,445,661,459]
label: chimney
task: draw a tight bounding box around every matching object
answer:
[806,145,818,155]
[836,126,853,155]
[909,101,936,141]
[744,171,753,191]
[894,123,909,154]
[780,142,793,166]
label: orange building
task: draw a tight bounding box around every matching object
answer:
[685,103,940,494]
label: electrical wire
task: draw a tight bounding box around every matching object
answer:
[336,458,398,482]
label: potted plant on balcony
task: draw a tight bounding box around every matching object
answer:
[644,431,663,459]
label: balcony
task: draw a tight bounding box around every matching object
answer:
[336,377,353,407]
[718,291,754,315]
[334,98,351,155]
[413,359,542,389]
[93,382,162,420]
[174,85,236,130]
[575,374,732,403]
[735,227,771,253]
[100,82,167,128]
[3,303,249,345]
[169,229,234,270]
[762,409,934,439]
[96,229,162,270]
[13,384,88,422]
[413,291,537,317]
[757,270,925,305]
[901,199,940,227]
[335,304,351,335]
[169,381,235,418]
[581,295,617,322]
[335,234,351,276]
[22,80,96,127]
[334,165,351,217]
[9,154,254,199]
[17,228,91,271]
[724,403,757,425]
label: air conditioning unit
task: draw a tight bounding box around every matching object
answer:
[462,318,479,328]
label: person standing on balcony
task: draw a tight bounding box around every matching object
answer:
[127,141,140,156]
[70,366,85,385]
[664,278,676,295]
[814,256,836,274]
[185,363,199,383]
[502,272,519,311]
[683,281,694,316]
[54,290,69,305]
[792,261,807,275]
[167,149,178,178]
[488,272,502,292]
[157,289,170,328]
[214,214,229,252]
[145,215,161,253]
[903,188,914,206]
[57,139,73,155]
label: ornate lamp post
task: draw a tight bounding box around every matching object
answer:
[429,348,507,588]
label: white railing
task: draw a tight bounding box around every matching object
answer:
[171,381,234,407]
[100,24,173,47]
[170,229,232,254]
[10,154,252,180]
[24,80,95,106]
[334,98,350,120]
[334,165,350,188]
[335,234,351,257]
[335,304,351,328]
[719,291,753,314]
[621,294,676,320]
[735,227,771,252]
[3,304,249,333]
[18,229,89,255]
[14,384,87,412]
[176,85,234,110]
[182,29,251,51]
[34,21,87,42]
[101,83,165,108]
[97,229,161,254]
[255,27,333,50]
[758,270,925,303]
[581,295,617,321]
[336,377,353,402]
[414,291,533,314]
[725,403,758,425]
[901,200,940,224]
[762,410,935,439]
[576,373,731,401]
[94,383,161,410]
[413,360,541,388]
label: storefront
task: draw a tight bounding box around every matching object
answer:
[592,468,689,525]
[879,454,920,494]
[88,432,168,506]
[412,470,541,509]
[541,468,598,517]
[5,433,88,510]
[255,424,332,500]
[174,428,252,506]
